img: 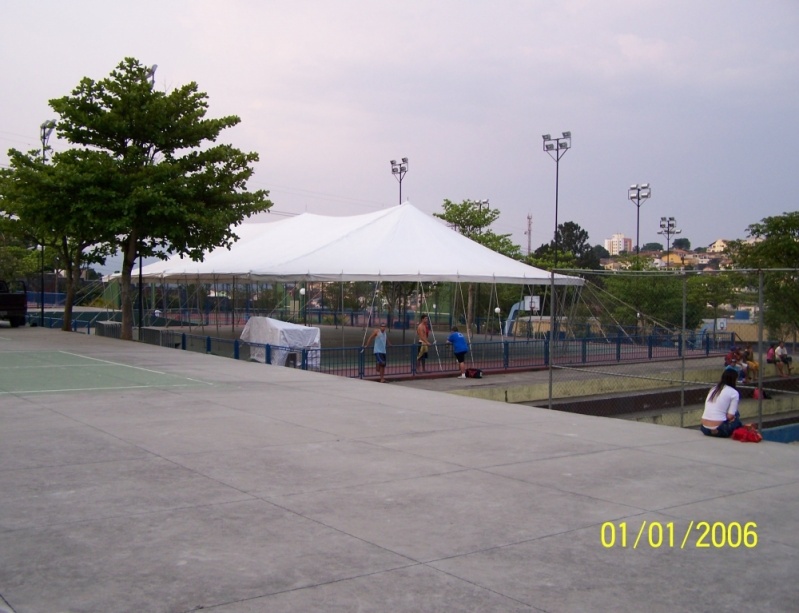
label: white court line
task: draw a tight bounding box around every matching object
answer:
[58,351,214,385]
[0,383,197,396]
[59,351,173,375]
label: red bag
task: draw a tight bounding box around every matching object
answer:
[731,424,762,443]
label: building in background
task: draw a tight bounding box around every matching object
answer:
[604,233,633,256]
[707,239,730,253]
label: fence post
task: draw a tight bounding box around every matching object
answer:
[677,333,683,358]
[503,341,509,369]
[301,349,308,370]
[411,344,417,375]
[648,335,653,360]
[265,344,271,364]
[544,338,550,367]
[616,331,622,362]
[234,339,240,360]
[206,336,211,353]
[358,348,365,378]
[181,333,187,350]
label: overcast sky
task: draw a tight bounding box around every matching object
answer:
[3,0,797,266]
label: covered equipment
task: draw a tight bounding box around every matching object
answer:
[240,316,321,368]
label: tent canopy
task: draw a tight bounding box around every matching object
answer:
[132,203,583,286]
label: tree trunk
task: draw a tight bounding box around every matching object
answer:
[120,236,137,341]
[59,237,81,332]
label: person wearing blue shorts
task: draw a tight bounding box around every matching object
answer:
[446,326,469,378]
[364,322,390,382]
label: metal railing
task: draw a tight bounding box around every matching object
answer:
[102,329,732,380]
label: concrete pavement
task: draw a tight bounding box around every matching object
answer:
[1,327,797,612]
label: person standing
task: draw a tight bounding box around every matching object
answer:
[700,368,743,438]
[416,314,431,372]
[364,322,390,383]
[446,326,469,378]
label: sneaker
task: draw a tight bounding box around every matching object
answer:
[458,374,466,378]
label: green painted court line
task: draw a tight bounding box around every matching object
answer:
[0,350,212,395]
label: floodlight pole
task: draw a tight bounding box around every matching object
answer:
[138,64,157,340]
[390,158,408,205]
[628,183,652,254]
[657,216,681,269]
[542,131,571,413]
[542,132,571,266]
[39,120,56,327]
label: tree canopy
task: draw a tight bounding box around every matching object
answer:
[728,211,799,337]
[2,57,272,338]
[530,221,600,270]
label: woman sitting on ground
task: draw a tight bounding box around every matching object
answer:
[700,368,743,438]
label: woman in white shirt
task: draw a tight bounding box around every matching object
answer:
[700,368,743,437]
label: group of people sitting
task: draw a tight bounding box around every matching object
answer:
[767,341,793,377]
[724,341,793,382]
[723,344,759,383]
[703,341,793,439]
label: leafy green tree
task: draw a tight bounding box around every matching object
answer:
[530,221,599,270]
[592,244,610,260]
[527,243,577,271]
[641,242,663,252]
[728,211,799,337]
[687,272,737,335]
[2,148,118,328]
[672,238,691,251]
[44,57,271,339]
[602,267,706,335]
[0,212,40,281]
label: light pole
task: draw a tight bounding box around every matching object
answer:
[542,132,571,266]
[658,216,681,269]
[39,119,56,326]
[542,131,570,412]
[628,183,651,254]
[137,64,157,339]
[390,158,408,205]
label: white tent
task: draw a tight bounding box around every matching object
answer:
[131,203,583,286]
[240,316,321,368]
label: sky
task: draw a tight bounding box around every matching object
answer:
[2,0,798,272]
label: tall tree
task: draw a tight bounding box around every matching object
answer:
[1,148,116,328]
[530,221,599,269]
[673,237,692,251]
[46,57,271,339]
[727,211,799,337]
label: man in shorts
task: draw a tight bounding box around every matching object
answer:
[446,326,469,378]
[364,322,390,382]
[416,314,431,372]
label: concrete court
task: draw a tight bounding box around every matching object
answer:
[1,328,798,613]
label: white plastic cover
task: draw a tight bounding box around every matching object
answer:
[240,316,321,368]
